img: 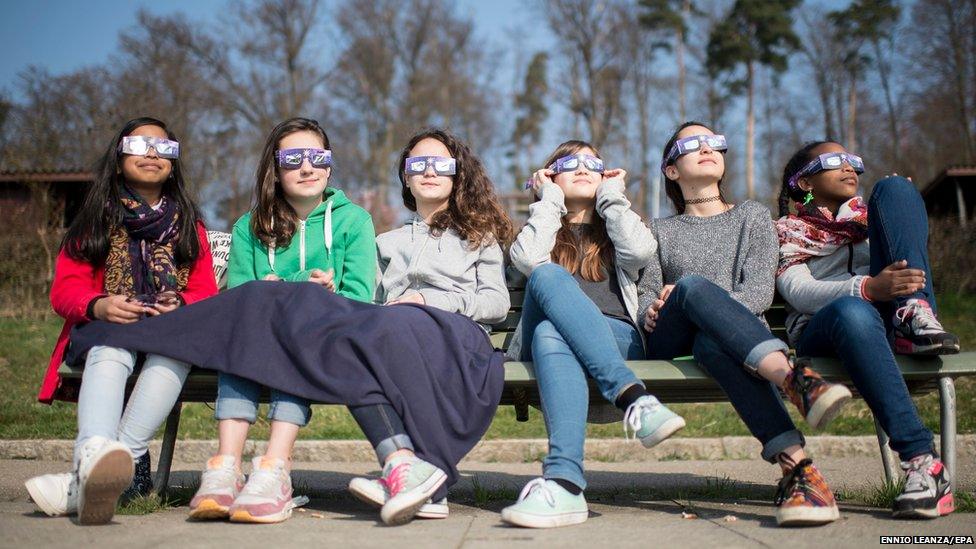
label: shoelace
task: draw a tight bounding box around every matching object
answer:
[895,301,945,333]
[383,461,412,497]
[774,458,813,505]
[623,397,660,440]
[202,466,240,491]
[901,456,933,493]
[517,478,556,507]
[241,467,284,496]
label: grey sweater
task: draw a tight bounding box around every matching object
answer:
[776,234,870,346]
[507,178,656,359]
[637,200,778,323]
[376,218,510,325]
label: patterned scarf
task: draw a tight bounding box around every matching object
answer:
[103,185,189,298]
[775,196,868,276]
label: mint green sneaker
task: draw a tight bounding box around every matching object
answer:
[501,478,588,528]
[378,456,447,526]
[624,395,686,448]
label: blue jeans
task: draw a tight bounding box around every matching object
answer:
[76,346,190,466]
[869,176,939,327]
[796,296,934,461]
[645,275,803,462]
[520,264,646,489]
[215,373,311,426]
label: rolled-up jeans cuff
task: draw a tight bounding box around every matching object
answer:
[214,397,258,424]
[267,399,312,427]
[761,429,806,463]
[743,338,790,373]
[375,434,415,465]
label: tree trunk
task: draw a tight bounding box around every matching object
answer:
[678,0,689,121]
[847,74,857,152]
[746,60,755,200]
[872,38,901,165]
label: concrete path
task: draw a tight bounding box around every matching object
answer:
[2,457,973,548]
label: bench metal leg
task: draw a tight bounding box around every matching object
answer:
[513,387,529,422]
[938,376,956,483]
[153,402,182,498]
[873,416,898,486]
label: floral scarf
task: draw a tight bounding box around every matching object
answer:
[775,196,868,276]
[103,185,189,298]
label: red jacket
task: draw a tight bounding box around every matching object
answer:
[39,222,218,403]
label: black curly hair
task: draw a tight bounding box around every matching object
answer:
[777,140,837,217]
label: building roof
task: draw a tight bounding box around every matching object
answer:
[919,165,976,197]
[0,167,93,183]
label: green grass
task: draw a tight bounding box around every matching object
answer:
[2,294,975,440]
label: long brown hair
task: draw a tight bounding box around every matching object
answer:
[397,128,514,247]
[661,121,728,214]
[251,117,331,247]
[541,140,613,282]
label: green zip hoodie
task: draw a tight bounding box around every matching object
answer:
[227,187,376,302]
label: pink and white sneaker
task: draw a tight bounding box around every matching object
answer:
[189,455,245,520]
[348,476,449,519]
[228,457,296,524]
[378,456,447,526]
[893,299,960,355]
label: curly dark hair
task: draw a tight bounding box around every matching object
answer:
[777,140,836,217]
[397,128,514,247]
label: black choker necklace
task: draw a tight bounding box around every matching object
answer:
[685,195,724,205]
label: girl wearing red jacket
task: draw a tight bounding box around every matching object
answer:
[25,117,217,524]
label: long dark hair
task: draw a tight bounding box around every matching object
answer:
[539,139,613,282]
[62,117,201,266]
[778,140,835,217]
[660,121,728,214]
[251,117,331,248]
[397,127,514,247]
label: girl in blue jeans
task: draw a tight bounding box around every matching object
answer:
[640,121,856,527]
[776,140,957,519]
[501,140,685,529]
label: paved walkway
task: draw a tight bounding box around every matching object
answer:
[2,457,973,548]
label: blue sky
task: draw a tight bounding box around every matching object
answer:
[0,0,550,97]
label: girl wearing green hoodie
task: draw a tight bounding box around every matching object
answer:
[190,118,375,523]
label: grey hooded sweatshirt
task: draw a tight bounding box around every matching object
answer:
[507,178,657,359]
[376,217,510,326]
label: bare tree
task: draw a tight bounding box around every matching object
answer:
[542,0,630,149]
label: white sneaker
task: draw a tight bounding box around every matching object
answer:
[189,455,246,520]
[348,476,449,519]
[25,473,77,516]
[76,436,134,525]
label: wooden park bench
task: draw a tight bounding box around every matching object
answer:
[53,235,976,496]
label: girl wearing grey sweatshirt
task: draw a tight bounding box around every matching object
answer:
[501,140,684,530]
[346,128,515,524]
[641,121,850,527]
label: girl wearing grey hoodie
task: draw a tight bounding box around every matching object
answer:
[500,140,685,529]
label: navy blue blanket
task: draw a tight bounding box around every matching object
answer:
[67,281,505,489]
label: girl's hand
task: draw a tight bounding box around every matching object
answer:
[602,168,627,186]
[659,284,675,303]
[147,292,181,316]
[643,298,666,332]
[92,295,152,324]
[263,273,282,281]
[864,260,926,301]
[530,168,556,194]
[387,293,425,305]
[308,269,335,292]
